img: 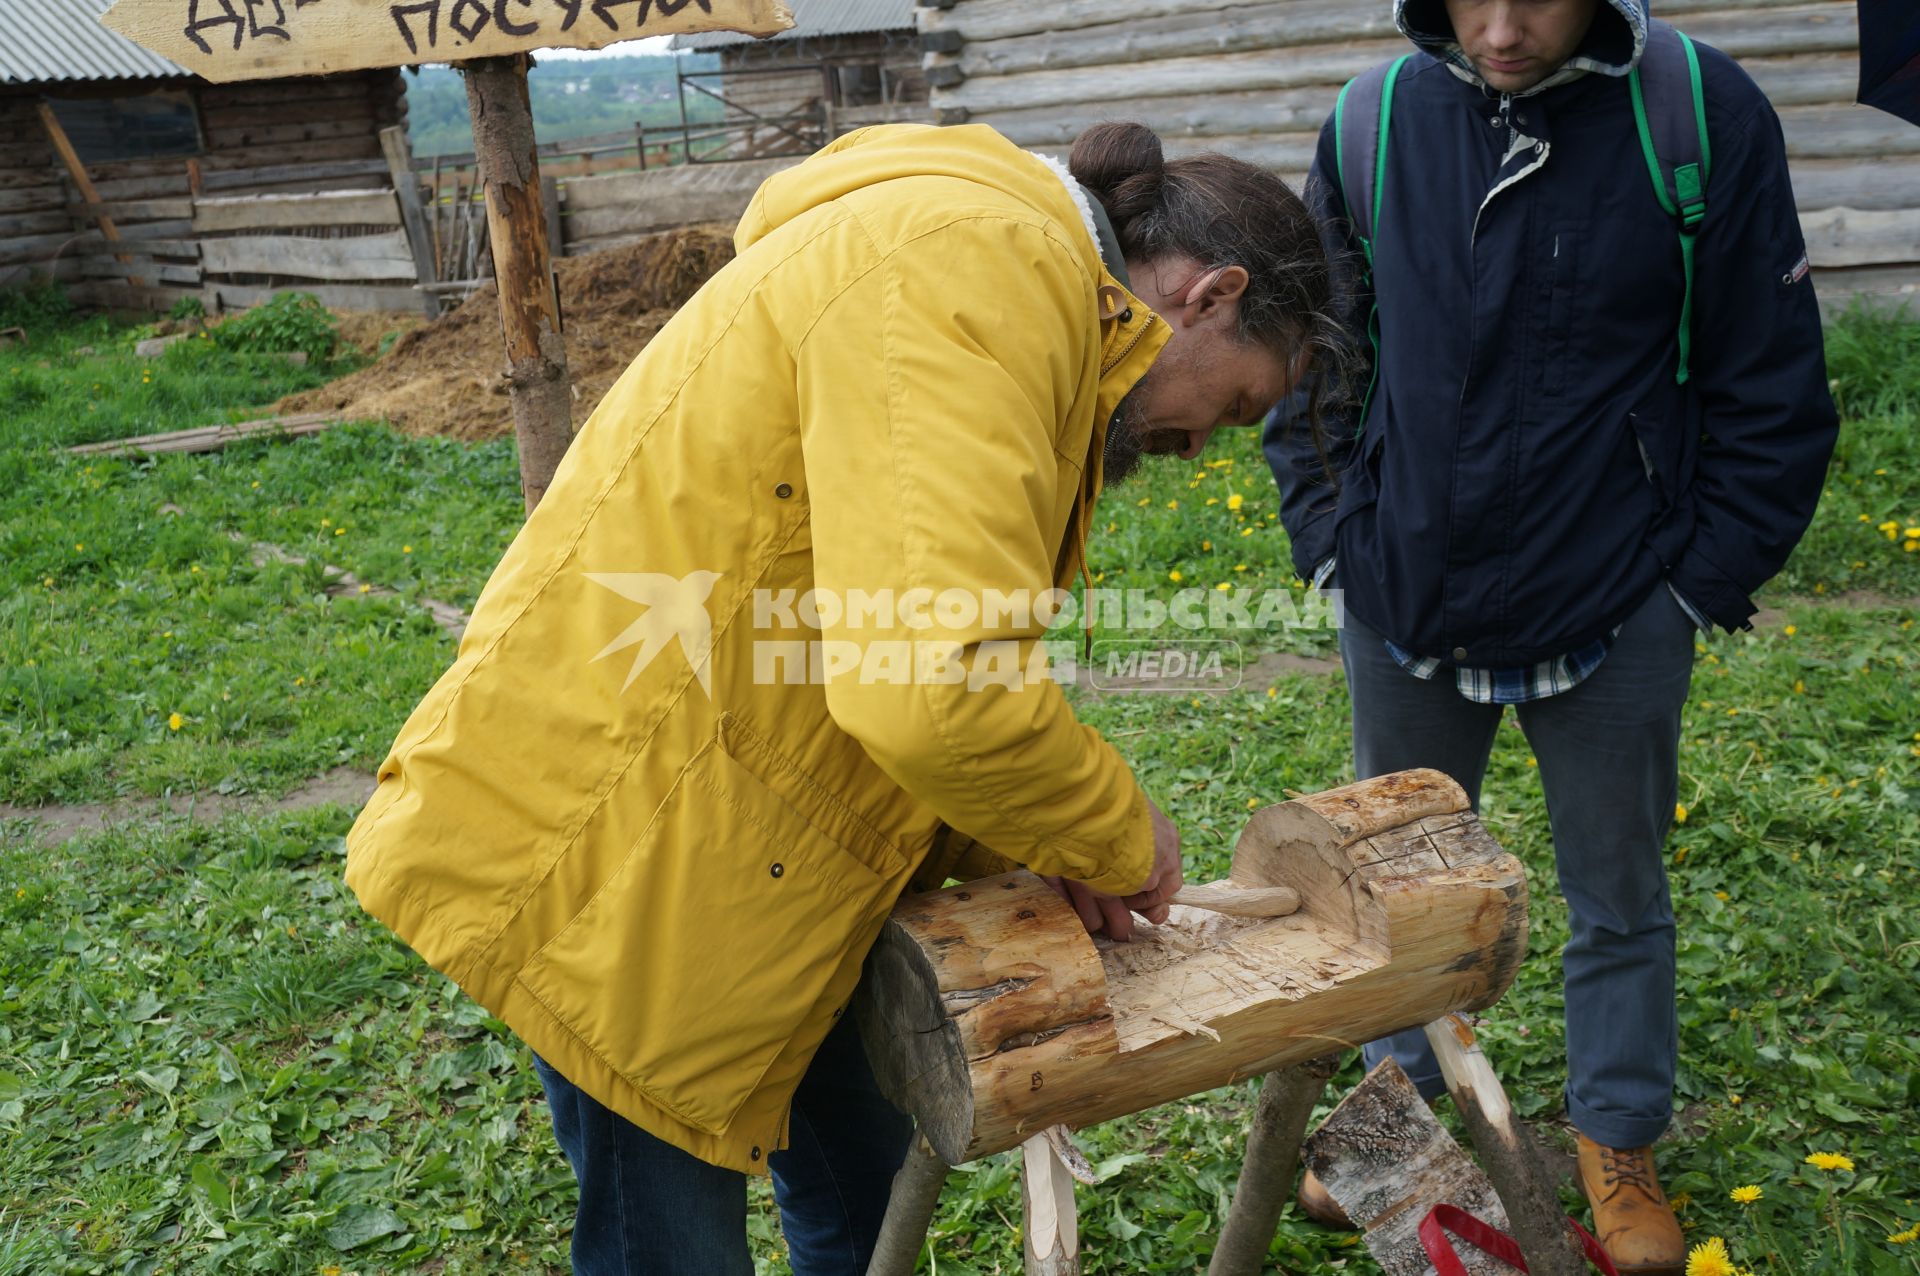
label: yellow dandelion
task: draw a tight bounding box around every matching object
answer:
[1136,497,1150,507]
[1804,1151,1854,1173]
[1246,797,1259,809]
[1859,514,1871,523]
[1526,757,1538,768]
[358,583,371,594]
[1234,563,1248,572]
[1906,527,1920,540]
[1216,582,1231,592]
[1887,1224,1919,1245]
[41,576,52,587]
[1685,1236,1734,1276]
[189,565,200,574]
[14,887,25,899]
[74,543,84,552]
[251,480,260,489]
[1166,500,1179,510]
[1670,1191,1694,1210]
[1201,540,1212,551]
[1674,846,1691,864]
[1729,1094,1741,1105]
[1783,624,1796,636]
[1094,572,1105,583]
[1713,890,1729,902]
[334,527,345,536]
[1240,527,1254,537]
[293,676,304,687]
[1206,497,1219,506]
[1729,1185,1761,1204]
[1168,570,1182,582]
[321,517,332,527]
[1674,803,1689,825]
[1266,685,1277,699]
[1226,493,1245,511]
[167,712,183,731]
[402,544,412,554]
[1793,679,1805,694]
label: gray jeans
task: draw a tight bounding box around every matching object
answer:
[1338,583,1694,1149]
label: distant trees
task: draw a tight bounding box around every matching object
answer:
[405,54,722,157]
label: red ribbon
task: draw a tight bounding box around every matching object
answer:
[1417,1203,1619,1276]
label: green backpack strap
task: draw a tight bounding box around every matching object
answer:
[1333,53,1411,427]
[1630,20,1711,386]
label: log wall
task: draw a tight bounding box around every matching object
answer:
[921,0,1918,313]
[1,70,425,313]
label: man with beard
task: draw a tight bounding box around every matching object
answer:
[346,120,1340,1274]
[1265,1,1836,1271]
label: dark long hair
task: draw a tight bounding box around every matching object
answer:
[1068,121,1351,458]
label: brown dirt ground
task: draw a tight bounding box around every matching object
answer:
[279,225,738,441]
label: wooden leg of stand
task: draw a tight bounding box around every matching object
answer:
[1022,1131,1080,1275]
[1208,1055,1338,1276]
[866,1133,949,1276]
[1423,1016,1587,1276]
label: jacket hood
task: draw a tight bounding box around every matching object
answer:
[1395,0,1647,84]
[735,123,1096,265]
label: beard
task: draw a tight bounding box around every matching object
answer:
[1102,375,1191,485]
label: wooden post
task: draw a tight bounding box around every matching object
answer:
[38,102,144,287]
[1022,1132,1080,1275]
[379,124,441,321]
[1423,1015,1588,1276]
[463,55,574,513]
[1209,1057,1338,1276]
[541,174,564,261]
[866,1134,949,1276]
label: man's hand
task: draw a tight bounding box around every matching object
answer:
[1041,799,1184,942]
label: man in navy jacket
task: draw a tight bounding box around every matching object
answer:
[1265,1,1837,1271]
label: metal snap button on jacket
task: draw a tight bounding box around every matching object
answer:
[774,482,793,499]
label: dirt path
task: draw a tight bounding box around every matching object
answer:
[0,766,375,848]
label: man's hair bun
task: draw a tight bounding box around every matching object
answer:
[1068,122,1167,231]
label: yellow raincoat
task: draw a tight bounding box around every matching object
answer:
[346,123,1170,1172]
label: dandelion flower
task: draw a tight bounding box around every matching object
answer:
[167,712,183,731]
[1201,540,1212,551]
[1136,497,1150,507]
[1804,1151,1854,1173]
[1246,797,1259,809]
[1240,527,1254,537]
[1226,493,1245,511]
[334,527,346,536]
[1166,500,1179,510]
[1216,582,1231,592]
[1729,1185,1761,1204]
[1887,1223,1918,1245]
[358,583,371,594]
[1235,563,1248,572]
[1685,1236,1734,1276]
[1168,570,1182,582]
[1674,802,1689,824]
[1728,1094,1741,1105]
[1206,497,1219,506]
[1783,625,1796,636]
[1793,680,1805,694]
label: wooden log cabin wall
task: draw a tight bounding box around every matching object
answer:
[2,37,424,314]
[920,0,1919,313]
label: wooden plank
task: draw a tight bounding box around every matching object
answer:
[66,197,194,222]
[100,0,793,83]
[72,236,199,257]
[0,209,73,238]
[199,77,385,108]
[193,189,402,232]
[1743,53,1867,107]
[382,123,439,314]
[197,158,391,193]
[0,231,82,267]
[933,40,1401,114]
[1801,207,1920,269]
[86,173,194,202]
[201,117,380,150]
[974,86,1333,149]
[80,256,203,286]
[0,183,67,214]
[1781,105,1920,159]
[948,0,1396,80]
[561,157,795,238]
[63,280,200,312]
[207,281,431,313]
[1679,2,1857,57]
[1787,158,1920,213]
[68,412,341,457]
[1813,264,1920,315]
[72,220,194,247]
[199,137,381,172]
[200,230,417,282]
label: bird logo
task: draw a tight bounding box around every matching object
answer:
[584,570,724,696]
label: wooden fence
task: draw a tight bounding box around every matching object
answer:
[920,0,1919,312]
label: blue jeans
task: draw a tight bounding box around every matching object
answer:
[532,1011,915,1275]
[1339,583,1694,1149]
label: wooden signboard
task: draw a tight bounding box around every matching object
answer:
[100,0,792,83]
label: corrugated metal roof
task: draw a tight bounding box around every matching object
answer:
[671,0,913,50]
[0,0,187,85]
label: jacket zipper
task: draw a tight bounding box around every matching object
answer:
[1100,310,1157,377]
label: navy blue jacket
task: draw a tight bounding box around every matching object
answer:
[1265,0,1839,666]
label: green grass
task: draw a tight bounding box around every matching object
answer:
[0,300,1915,1274]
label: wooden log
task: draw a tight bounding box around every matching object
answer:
[0,209,71,239]
[201,117,379,150]
[38,103,143,287]
[1813,263,1920,314]
[1305,1059,1521,1276]
[858,770,1530,1165]
[1424,1016,1587,1276]
[1792,156,1920,212]
[1208,1058,1337,1276]
[1022,1132,1080,1275]
[971,87,1332,149]
[66,197,193,222]
[867,1135,950,1276]
[560,157,797,237]
[1742,52,1869,107]
[80,257,202,286]
[0,184,67,215]
[67,412,341,457]
[464,55,574,513]
[192,190,403,233]
[199,137,383,172]
[196,158,392,194]
[380,125,442,318]
[205,281,432,314]
[199,231,417,282]
[1780,105,1920,159]
[1801,207,1920,268]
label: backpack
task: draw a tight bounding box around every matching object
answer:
[1332,20,1712,406]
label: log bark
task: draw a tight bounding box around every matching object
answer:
[1305,1059,1520,1276]
[463,56,574,513]
[1208,1057,1337,1276]
[858,770,1529,1165]
[1424,1016,1588,1276]
[866,1134,949,1276]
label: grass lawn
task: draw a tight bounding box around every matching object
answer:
[0,295,1915,1275]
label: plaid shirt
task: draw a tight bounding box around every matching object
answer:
[1319,560,1706,705]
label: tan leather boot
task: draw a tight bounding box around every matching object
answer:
[1295,1167,1355,1230]
[1576,1135,1685,1275]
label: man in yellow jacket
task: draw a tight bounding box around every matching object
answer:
[346,120,1337,1274]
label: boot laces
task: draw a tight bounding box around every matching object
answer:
[1598,1147,1658,1198]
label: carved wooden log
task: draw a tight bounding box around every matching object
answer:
[857,769,1529,1165]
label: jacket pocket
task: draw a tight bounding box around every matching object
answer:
[515,731,891,1137]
